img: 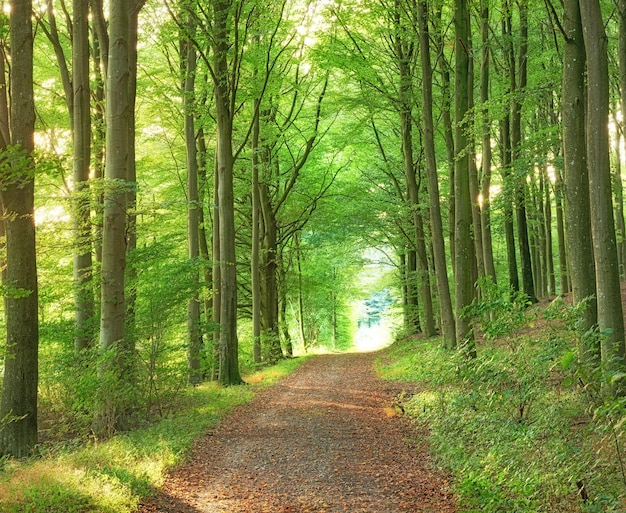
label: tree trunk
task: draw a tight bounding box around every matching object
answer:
[500,116,519,292]
[617,0,626,277]
[73,0,95,353]
[554,168,570,294]
[417,0,455,347]
[580,0,625,376]
[392,0,434,337]
[479,0,497,285]
[213,0,243,385]
[0,0,39,458]
[124,3,143,349]
[211,157,221,381]
[251,100,262,363]
[510,0,537,304]
[454,0,475,355]
[183,14,202,385]
[433,8,456,269]
[543,167,556,295]
[96,0,140,436]
[91,20,106,265]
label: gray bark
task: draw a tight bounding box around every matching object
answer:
[580,0,625,374]
[0,0,39,458]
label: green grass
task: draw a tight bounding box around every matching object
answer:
[376,319,626,513]
[0,356,308,513]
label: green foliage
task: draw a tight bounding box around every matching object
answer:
[377,308,626,512]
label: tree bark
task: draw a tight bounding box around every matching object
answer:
[500,9,519,293]
[213,0,243,385]
[580,0,625,376]
[72,0,95,352]
[183,12,202,385]
[510,0,537,304]
[479,0,497,285]
[454,0,475,355]
[251,100,262,363]
[0,0,39,458]
[417,0,455,347]
[393,0,435,337]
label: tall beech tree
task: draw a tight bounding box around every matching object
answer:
[454,0,475,354]
[579,0,626,379]
[97,0,145,434]
[392,0,435,337]
[562,0,597,359]
[72,0,95,352]
[182,9,203,385]
[212,0,243,385]
[0,0,39,457]
[417,0,455,347]
[509,0,537,304]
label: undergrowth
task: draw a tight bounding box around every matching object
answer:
[377,290,626,513]
[0,356,307,513]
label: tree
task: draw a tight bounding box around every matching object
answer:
[454,0,475,354]
[0,0,39,457]
[509,0,537,304]
[213,0,243,385]
[417,0,455,347]
[562,0,597,359]
[96,0,145,434]
[181,7,202,385]
[392,0,435,337]
[579,0,625,379]
[478,0,497,285]
[72,0,95,352]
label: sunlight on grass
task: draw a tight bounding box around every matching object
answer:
[377,333,626,512]
[0,357,309,513]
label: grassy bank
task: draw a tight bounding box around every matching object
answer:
[377,302,626,512]
[0,357,307,513]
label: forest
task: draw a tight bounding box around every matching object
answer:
[1,0,626,510]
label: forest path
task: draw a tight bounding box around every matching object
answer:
[139,351,457,513]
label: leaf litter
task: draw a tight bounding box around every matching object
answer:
[138,351,457,513]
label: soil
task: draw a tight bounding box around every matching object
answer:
[138,351,458,513]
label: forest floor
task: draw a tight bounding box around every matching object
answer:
[138,351,458,513]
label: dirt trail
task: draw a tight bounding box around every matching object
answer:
[139,351,457,513]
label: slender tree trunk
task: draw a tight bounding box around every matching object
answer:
[197,128,213,358]
[510,0,537,304]
[500,10,519,292]
[211,158,221,381]
[213,0,243,385]
[617,0,626,277]
[97,0,132,436]
[480,0,497,285]
[417,0,455,347]
[73,0,95,352]
[125,4,143,349]
[258,185,281,360]
[393,0,435,337]
[183,14,202,385]
[0,0,39,458]
[613,137,626,278]
[554,168,570,294]
[580,0,625,377]
[467,32,484,293]
[91,22,106,264]
[543,167,555,295]
[433,8,456,266]
[251,101,262,363]
[454,0,475,355]
[296,232,307,349]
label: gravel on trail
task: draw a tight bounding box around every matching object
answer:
[139,351,458,513]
